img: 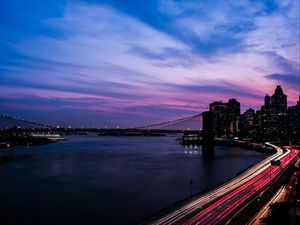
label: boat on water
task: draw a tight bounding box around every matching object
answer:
[0,142,10,148]
[30,133,66,141]
[180,133,202,145]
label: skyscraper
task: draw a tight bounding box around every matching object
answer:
[209,99,240,137]
[209,101,227,137]
[288,98,300,143]
[271,84,287,112]
[259,84,288,141]
[239,108,255,138]
[226,99,240,136]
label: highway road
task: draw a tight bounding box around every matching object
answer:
[183,147,298,225]
[247,166,298,225]
[150,143,298,225]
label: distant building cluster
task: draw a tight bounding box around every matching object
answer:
[207,84,300,144]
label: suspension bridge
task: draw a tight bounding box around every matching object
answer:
[0,113,203,132]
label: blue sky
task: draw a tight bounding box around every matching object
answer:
[0,0,299,128]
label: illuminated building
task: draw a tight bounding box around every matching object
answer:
[209,99,240,137]
[239,108,255,138]
[254,84,288,142]
[209,101,226,137]
[287,96,300,143]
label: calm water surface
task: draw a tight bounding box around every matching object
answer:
[0,135,267,225]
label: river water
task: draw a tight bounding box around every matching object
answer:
[0,134,267,225]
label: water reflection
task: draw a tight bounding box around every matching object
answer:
[0,135,267,225]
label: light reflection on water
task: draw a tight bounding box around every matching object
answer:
[0,135,267,225]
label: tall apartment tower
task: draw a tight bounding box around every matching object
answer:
[271,84,287,112]
[260,84,288,141]
[209,99,240,137]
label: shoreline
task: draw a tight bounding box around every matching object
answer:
[181,137,276,154]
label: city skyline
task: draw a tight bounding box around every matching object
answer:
[0,0,299,127]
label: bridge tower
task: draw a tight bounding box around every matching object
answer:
[202,111,215,157]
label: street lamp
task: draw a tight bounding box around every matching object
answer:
[190,179,193,197]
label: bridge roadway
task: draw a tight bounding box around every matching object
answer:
[150,143,298,225]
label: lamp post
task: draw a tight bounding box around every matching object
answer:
[190,179,193,197]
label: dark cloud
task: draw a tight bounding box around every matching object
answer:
[0,79,144,101]
[88,0,282,57]
[169,83,262,100]
[0,56,152,101]
[123,104,197,116]
[128,46,195,68]
[262,51,298,74]
[84,0,258,55]
[265,73,300,89]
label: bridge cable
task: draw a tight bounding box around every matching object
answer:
[134,114,202,129]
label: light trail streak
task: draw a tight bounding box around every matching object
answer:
[185,148,298,225]
[150,144,298,225]
[247,186,284,225]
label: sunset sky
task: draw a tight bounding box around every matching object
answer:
[0,0,299,127]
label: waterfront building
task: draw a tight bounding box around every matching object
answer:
[239,108,255,138]
[209,101,227,137]
[260,84,288,141]
[226,99,240,136]
[209,99,240,137]
[247,84,289,142]
[253,109,262,140]
[287,97,300,143]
